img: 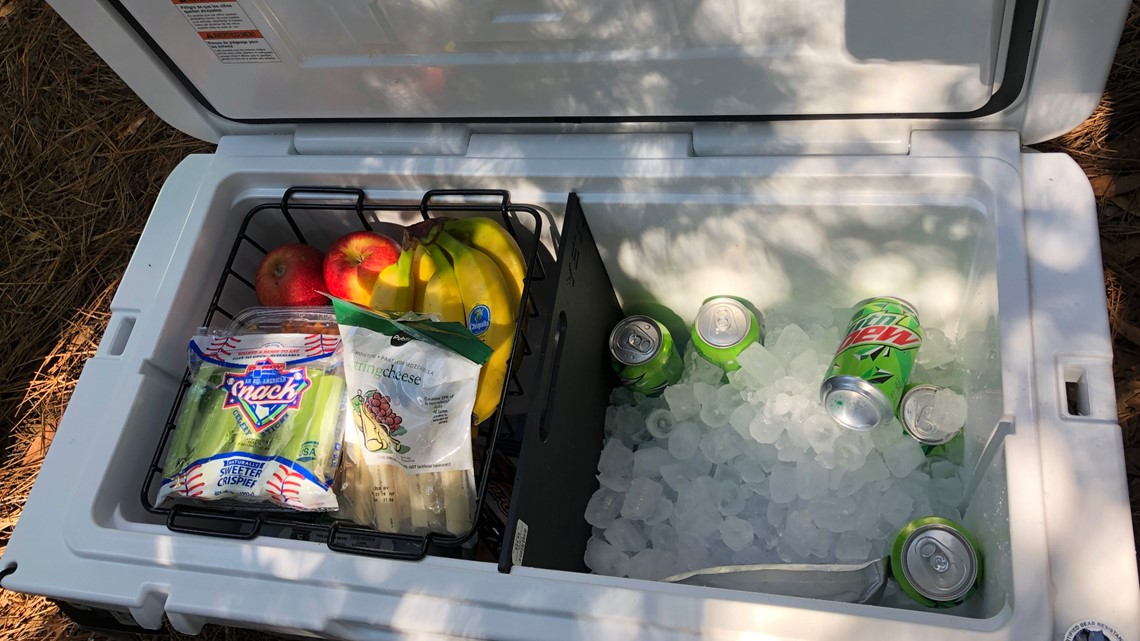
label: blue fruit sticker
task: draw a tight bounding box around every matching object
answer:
[468,304,491,336]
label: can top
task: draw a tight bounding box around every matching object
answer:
[899,523,979,602]
[901,384,959,445]
[694,297,752,348]
[609,315,663,366]
[852,296,921,320]
[820,376,894,431]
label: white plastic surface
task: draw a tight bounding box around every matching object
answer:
[4,131,1136,640]
[46,0,1128,145]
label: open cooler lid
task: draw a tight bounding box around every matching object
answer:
[52,0,1129,143]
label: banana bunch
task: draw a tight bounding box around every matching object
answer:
[368,216,526,424]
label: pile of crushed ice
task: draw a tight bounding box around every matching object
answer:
[584,304,968,581]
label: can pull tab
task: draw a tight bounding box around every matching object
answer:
[626,327,654,354]
[713,305,735,335]
[915,535,967,588]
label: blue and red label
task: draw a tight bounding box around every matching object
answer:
[221,359,311,432]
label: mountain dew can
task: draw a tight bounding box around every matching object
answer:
[690,296,763,371]
[610,315,683,396]
[891,517,981,607]
[820,296,923,431]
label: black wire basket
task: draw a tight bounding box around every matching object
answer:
[140,187,552,562]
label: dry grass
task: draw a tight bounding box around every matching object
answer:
[0,0,1139,638]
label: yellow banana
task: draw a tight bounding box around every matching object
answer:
[411,245,436,312]
[434,230,516,423]
[420,244,465,323]
[369,247,414,312]
[443,217,526,314]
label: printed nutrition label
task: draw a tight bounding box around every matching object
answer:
[172,0,280,63]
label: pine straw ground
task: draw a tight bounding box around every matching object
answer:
[1,0,1139,639]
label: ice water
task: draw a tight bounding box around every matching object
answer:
[584,306,970,581]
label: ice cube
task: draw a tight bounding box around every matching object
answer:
[918,328,956,370]
[621,478,664,520]
[803,414,841,454]
[775,431,808,462]
[795,458,830,500]
[746,477,771,500]
[772,324,812,368]
[609,387,637,407]
[597,474,631,492]
[585,487,624,528]
[788,349,821,384]
[700,402,732,429]
[676,536,711,573]
[660,463,689,493]
[649,522,679,552]
[784,510,821,557]
[768,393,793,417]
[883,437,926,478]
[645,408,677,439]
[667,422,701,460]
[628,548,677,581]
[683,348,727,385]
[604,404,645,445]
[749,415,785,444]
[880,485,915,528]
[598,439,634,478]
[693,382,717,404]
[713,463,743,485]
[834,532,873,562]
[645,496,674,525]
[664,385,701,421]
[870,419,907,451]
[737,343,786,387]
[929,477,964,508]
[732,546,768,566]
[716,481,747,516]
[633,446,674,479]
[605,518,647,552]
[929,458,959,479]
[807,496,856,533]
[766,500,789,528]
[931,388,968,430]
[747,442,780,470]
[719,516,756,552]
[728,403,755,438]
[833,429,872,471]
[809,531,835,560]
[805,301,836,328]
[585,537,630,577]
[855,452,891,485]
[768,463,797,504]
[737,458,768,484]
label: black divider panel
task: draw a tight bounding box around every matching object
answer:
[500,193,623,572]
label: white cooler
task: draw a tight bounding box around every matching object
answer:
[3,0,1139,639]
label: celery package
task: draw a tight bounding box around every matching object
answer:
[331,297,492,536]
[157,320,345,511]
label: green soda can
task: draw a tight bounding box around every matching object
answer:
[890,516,982,608]
[690,296,764,371]
[609,315,684,395]
[899,383,962,454]
[820,296,923,431]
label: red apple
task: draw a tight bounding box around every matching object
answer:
[323,230,401,305]
[255,244,328,307]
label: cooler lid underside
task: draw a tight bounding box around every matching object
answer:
[108,0,1031,123]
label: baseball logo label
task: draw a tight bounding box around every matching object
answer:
[221,358,312,433]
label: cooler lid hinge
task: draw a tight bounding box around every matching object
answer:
[691,122,913,157]
[291,123,471,156]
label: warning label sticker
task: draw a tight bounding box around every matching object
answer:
[173,0,280,63]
